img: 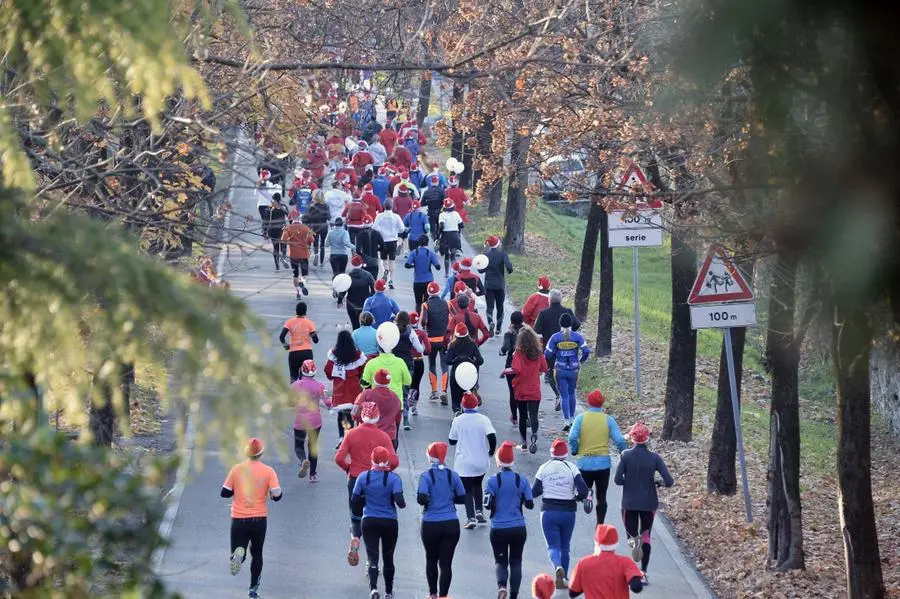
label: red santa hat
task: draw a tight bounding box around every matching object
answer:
[429,175,440,185]
[495,440,516,467]
[586,389,605,408]
[341,156,352,166]
[426,441,448,466]
[245,437,265,458]
[397,186,410,196]
[629,422,650,444]
[451,261,461,273]
[363,183,373,192]
[460,257,473,270]
[448,175,459,187]
[594,524,620,552]
[374,279,387,292]
[360,402,380,425]
[371,446,392,470]
[409,311,420,326]
[410,162,419,170]
[399,168,409,178]
[453,323,469,338]
[538,276,551,291]
[351,254,365,268]
[461,391,479,410]
[442,198,454,209]
[363,215,374,226]
[357,140,368,149]
[453,281,469,294]
[411,200,421,210]
[260,169,271,181]
[301,359,318,377]
[485,235,501,248]
[551,438,569,459]
[532,574,556,599]
[378,167,388,176]
[427,281,440,296]
[374,369,391,387]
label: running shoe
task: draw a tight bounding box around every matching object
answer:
[430,391,439,401]
[555,566,568,589]
[230,547,245,575]
[313,255,319,267]
[439,393,447,406]
[281,256,290,268]
[640,572,649,586]
[497,587,508,599]
[403,421,412,431]
[295,287,301,299]
[308,473,319,483]
[495,325,502,336]
[369,590,380,599]
[475,511,487,524]
[300,282,309,296]
[463,517,477,530]
[487,318,494,331]
[519,442,528,452]
[554,397,562,411]
[562,421,572,433]
[347,536,361,566]
[509,415,517,426]
[388,280,394,289]
[275,264,280,272]
[297,459,309,478]
[529,434,538,455]
[383,594,393,599]
[248,585,260,598]
[628,536,644,562]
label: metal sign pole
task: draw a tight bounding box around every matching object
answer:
[633,247,642,398]
[724,327,753,522]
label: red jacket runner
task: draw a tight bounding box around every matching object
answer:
[334,423,399,478]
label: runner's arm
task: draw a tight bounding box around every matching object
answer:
[220,487,234,498]
[504,253,514,274]
[608,416,628,452]
[487,432,497,456]
[657,455,675,487]
[311,331,319,344]
[573,473,589,501]
[391,476,406,509]
[279,327,289,345]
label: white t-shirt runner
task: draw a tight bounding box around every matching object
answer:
[373,210,406,242]
[534,459,581,500]
[439,210,463,232]
[449,412,496,477]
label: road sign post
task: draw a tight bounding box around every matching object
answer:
[688,244,755,523]
[607,163,662,398]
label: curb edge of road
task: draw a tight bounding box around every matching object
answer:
[459,232,716,598]
[151,136,239,574]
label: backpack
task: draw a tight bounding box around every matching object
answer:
[404,137,419,157]
[293,187,313,214]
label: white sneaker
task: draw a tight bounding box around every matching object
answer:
[230,546,245,575]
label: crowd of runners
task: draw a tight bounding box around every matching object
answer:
[221,85,675,599]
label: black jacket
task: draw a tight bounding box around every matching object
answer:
[479,247,513,290]
[346,268,376,310]
[303,202,330,232]
[533,302,581,342]
[500,325,523,368]
[422,186,445,214]
[355,228,385,263]
[421,296,450,340]
[446,338,484,369]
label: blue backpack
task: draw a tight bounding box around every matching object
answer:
[404,137,420,158]
[292,187,313,214]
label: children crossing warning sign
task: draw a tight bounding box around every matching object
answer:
[688,244,754,304]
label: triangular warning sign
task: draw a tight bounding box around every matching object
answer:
[609,163,663,210]
[688,244,754,304]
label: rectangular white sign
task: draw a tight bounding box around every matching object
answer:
[608,209,663,231]
[609,228,663,247]
[690,302,757,329]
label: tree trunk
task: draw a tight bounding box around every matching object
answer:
[89,362,133,447]
[486,181,503,217]
[461,138,475,189]
[596,208,613,356]
[833,302,884,598]
[451,82,465,162]
[473,112,494,195]
[503,130,529,253]
[416,73,431,126]
[766,253,804,571]
[574,193,604,322]
[707,326,746,495]
[661,233,698,441]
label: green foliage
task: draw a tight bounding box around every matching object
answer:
[0,430,177,598]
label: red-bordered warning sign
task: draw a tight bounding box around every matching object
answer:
[688,244,754,304]
[607,163,663,210]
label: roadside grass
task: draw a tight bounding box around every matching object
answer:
[465,198,839,478]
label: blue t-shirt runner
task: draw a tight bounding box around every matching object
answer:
[353,468,405,519]
[417,464,465,522]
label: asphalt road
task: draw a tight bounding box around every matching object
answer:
[157,138,713,599]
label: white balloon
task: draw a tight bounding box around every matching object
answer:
[472,254,489,270]
[445,158,456,172]
[332,273,352,293]
[376,322,400,352]
[454,361,479,391]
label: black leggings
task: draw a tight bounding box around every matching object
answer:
[485,288,506,327]
[413,282,430,309]
[288,349,313,382]
[623,510,655,572]
[314,229,327,263]
[411,359,425,396]
[330,254,348,277]
[230,517,267,588]
[460,474,485,519]
[258,206,270,236]
[490,526,527,596]
[428,344,448,376]
[347,305,362,330]
[581,468,611,524]
[269,229,286,265]
[517,400,540,442]
[293,426,320,476]
[421,519,461,596]
[347,477,363,538]
[362,517,399,594]
[506,375,516,421]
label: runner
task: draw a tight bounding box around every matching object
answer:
[448,281,476,315]
[504,326,548,454]
[405,234,442,307]
[290,177,315,218]
[335,402,399,568]
[279,302,319,382]
[614,422,675,585]
[568,524,645,598]
[456,257,486,298]
[391,186,414,221]
[437,199,464,271]
[445,323,484,415]
[484,441,534,599]
[402,200,430,255]
[532,439,590,589]
[361,183,383,219]
[407,162,426,190]
[304,191,331,268]
[441,261,461,292]
[372,167,392,205]
[281,215,315,298]
[417,442,466,599]
[544,313,591,430]
[255,169,275,238]
[449,391,497,529]
[346,255,376,329]
[361,325,412,429]
[291,359,327,481]
[387,313,423,430]
[221,438,282,599]
[372,199,406,288]
[522,276,551,328]
[324,331,368,449]
[325,217,354,283]
[352,311,380,357]
[446,175,470,222]
[266,194,289,271]
[355,216,385,281]
[448,294,492,346]
[480,235,514,335]
[352,446,406,599]
[353,369,402,449]
[568,389,627,525]
[362,280,400,326]
[407,311,430,418]
[534,289,579,411]
[500,311,526,426]
[422,175,446,238]
[420,281,450,404]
